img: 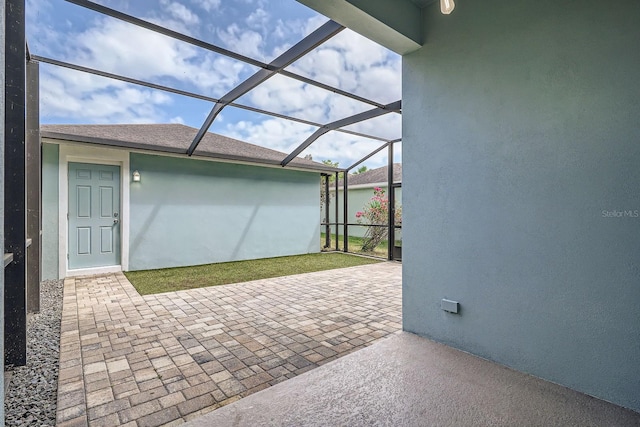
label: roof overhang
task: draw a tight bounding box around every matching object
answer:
[41,131,343,174]
[296,0,424,54]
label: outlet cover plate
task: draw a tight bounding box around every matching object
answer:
[441,299,459,314]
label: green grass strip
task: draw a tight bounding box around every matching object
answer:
[125,252,381,295]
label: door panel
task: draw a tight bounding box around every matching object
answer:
[100,227,113,253]
[68,162,121,269]
[77,186,91,218]
[100,187,113,217]
[77,227,91,255]
[99,170,113,181]
[76,168,91,180]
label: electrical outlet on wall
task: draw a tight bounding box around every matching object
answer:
[441,299,459,314]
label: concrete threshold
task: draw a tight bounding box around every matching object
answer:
[185,332,640,427]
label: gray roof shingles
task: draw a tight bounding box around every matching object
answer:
[40,123,337,172]
[340,163,402,186]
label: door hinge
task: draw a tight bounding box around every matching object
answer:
[67,212,69,220]
[67,253,69,259]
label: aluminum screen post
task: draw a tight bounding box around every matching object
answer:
[4,0,27,366]
[26,59,41,313]
[0,0,6,402]
[388,143,395,261]
[335,172,339,251]
[343,172,348,253]
[324,174,330,248]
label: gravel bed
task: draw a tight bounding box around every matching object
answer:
[5,279,63,427]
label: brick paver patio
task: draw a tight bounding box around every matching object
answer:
[56,262,401,427]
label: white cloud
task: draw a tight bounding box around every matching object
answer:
[303,15,329,37]
[343,113,402,141]
[223,117,315,153]
[193,0,221,12]
[216,23,264,60]
[246,8,269,30]
[26,0,65,56]
[40,66,173,123]
[161,1,200,26]
[309,132,390,168]
[240,73,374,125]
[287,28,402,104]
[270,17,308,42]
[65,18,248,96]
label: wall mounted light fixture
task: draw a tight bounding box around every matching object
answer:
[132,170,141,182]
[441,0,455,14]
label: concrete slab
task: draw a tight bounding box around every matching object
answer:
[185,332,640,427]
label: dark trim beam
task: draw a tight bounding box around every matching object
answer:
[187,20,344,156]
[281,100,401,167]
[4,0,27,366]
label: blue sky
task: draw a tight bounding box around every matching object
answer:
[27,0,402,169]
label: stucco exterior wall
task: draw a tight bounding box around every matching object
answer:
[41,144,321,277]
[129,153,320,271]
[403,0,640,412]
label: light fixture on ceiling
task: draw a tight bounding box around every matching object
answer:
[132,170,141,182]
[441,0,455,14]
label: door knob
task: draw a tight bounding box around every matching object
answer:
[113,219,119,225]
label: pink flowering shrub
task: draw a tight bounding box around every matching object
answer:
[356,187,402,252]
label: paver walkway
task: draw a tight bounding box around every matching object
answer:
[56,262,401,427]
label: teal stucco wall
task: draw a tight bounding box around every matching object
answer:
[41,143,59,280]
[403,0,640,412]
[129,153,320,271]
